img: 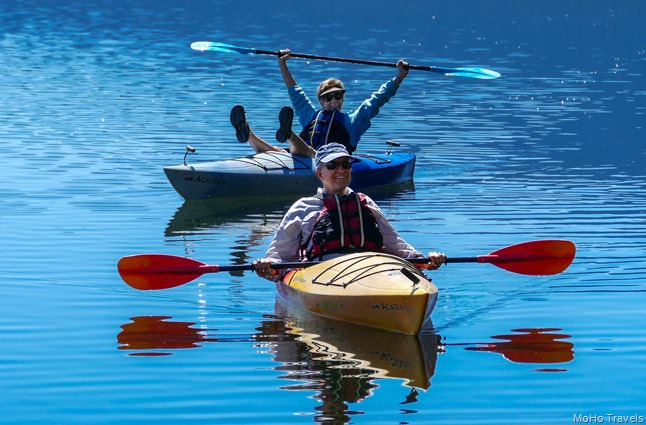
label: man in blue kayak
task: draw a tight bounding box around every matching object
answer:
[230,49,410,157]
[253,143,446,280]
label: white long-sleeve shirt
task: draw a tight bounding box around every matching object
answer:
[265,188,423,264]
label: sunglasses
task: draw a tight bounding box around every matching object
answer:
[324,160,353,170]
[320,92,344,102]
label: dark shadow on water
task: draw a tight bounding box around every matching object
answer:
[164,196,292,237]
[164,180,416,236]
[164,196,292,269]
[164,180,416,275]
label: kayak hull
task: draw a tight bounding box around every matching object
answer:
[164,151,416,200]
[276,252,438,335]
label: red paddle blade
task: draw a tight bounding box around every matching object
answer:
[479,240,576,275]
[118,254,214,290]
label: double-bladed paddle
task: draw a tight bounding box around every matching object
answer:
[118,240,575,291]
[190,41,501,80]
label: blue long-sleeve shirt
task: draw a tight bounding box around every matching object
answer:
[288,79,401,152]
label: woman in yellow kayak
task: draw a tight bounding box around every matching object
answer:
[230,49,410,157]
[253,143,446,280]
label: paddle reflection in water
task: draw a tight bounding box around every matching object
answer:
[464,328,574,372]
[117,316,219,356]
[116,299,441,421]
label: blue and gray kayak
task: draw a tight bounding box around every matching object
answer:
[164,144,416,200]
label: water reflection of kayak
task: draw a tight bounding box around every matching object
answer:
[164,180,414,236]
[116,304,441,417]
[164,197,288,237]
[164,149,416,200]
[266,297,440,392]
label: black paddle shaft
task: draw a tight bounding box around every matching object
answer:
[256,49,451,73]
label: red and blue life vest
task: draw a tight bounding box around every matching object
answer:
[305,192,384,260]
[299,110,353,153]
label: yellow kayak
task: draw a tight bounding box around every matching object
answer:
[277,252,439,335]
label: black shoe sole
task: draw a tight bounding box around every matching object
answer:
[275,106,294,143]
[230,105,250,143]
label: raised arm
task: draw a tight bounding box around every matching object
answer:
[278,49,297,88]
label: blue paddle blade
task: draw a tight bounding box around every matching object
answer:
[438,67,501,79]
[190,41,256,55]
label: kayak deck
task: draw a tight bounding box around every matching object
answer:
[164,150,416,200]
[276,252,438,335]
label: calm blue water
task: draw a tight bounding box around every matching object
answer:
[1,1,645,424]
